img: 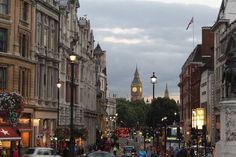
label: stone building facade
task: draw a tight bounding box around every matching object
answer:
[0,0,36,148]
[0,0,108,149]
[94,44,108,133]
[59,0,98,146]
[34,0,60,147]
[106,94,117,131]
[211,0,236,145]
[78,17,97,145]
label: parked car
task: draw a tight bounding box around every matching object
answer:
[87,150,115,157]
[123,146,136,157]
[23,147,62,157]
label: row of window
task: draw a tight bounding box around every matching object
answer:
[0,0,29,21]
[0,66,30,97]
[0,28,30,57]
[37,12,58,51]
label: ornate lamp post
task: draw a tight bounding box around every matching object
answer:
[69,53,76,157]
[150,72,157,101]
[56,81,61,126]
[150,72,157,146]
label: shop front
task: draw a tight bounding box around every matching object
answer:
[0,126,21,156]
[35,111,57,147]
[17,113,33,148]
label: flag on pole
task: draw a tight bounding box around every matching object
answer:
[186,17,194,30]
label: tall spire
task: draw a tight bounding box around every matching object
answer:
[164,83,169,98]
[132,66,141,85]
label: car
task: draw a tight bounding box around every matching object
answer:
[87,150,115,157]
[123,146,136,157]
[23,147,62,157]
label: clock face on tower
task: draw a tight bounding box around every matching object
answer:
[132,87,137,92]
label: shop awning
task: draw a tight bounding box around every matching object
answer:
[0,126,21,140]
[17,126,32,132]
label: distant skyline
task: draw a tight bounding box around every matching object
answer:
[78,0,222,101]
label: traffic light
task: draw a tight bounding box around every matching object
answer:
[177,127,182,139]
[167,128,171,137]
[191,128,197,139]
[202,125,207,146]
[202,125,207,137]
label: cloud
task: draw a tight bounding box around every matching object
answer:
[78,0,219,100]
[103,36,153,44]
[95,27,144,35]
[135,0,221,8]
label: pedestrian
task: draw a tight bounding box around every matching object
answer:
[139,146,147,157]
[13,147,19,157]
[63,146,70,157]
[1,147,7,157]
[113,145,118,156]
[146,147,152,157]
[190,148,194,157]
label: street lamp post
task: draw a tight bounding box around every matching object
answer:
[150,72,157,147]
[161,117,167,157]
[56,81,61,126]
[150,72,157,101]
[69,54,76,157]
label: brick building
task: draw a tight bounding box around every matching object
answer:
[179,27,214,144]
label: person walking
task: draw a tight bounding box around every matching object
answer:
[13,147,19,157]
[139,146,147,157]
[113,145,118,156]
[63,146,70,157]
[1,147,7,157]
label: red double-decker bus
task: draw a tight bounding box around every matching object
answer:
[115,128,129,138]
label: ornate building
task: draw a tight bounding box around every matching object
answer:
[211,0,236,145]
[0,0,107,149]
[78,17,97,145]
[94,43,108,133]
[131,67,142,101]
[58,0,81,135]
[34,0,60,147]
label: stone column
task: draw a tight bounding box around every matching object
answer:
[215,100,236,157]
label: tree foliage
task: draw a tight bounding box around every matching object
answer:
[146,97,179,128]
[116,98,149,128]
[116,97,179,129]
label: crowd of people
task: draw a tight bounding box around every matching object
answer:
[0,147,19,157]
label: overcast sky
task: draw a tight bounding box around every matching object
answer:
[78,0,221,101]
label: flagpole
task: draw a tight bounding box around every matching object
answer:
[192,17,195,48]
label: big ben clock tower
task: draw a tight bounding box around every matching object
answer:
[131,67,142,101]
